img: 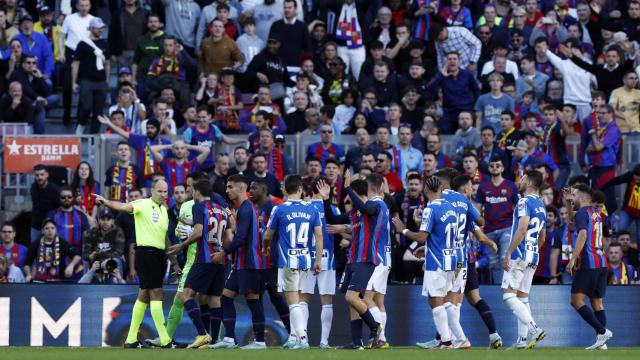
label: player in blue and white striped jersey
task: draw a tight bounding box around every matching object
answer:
[263,175,323,349]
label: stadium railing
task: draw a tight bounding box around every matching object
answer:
[2,134,639,216]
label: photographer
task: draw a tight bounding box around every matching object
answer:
[78,259,126,284]
[82,207,125,275]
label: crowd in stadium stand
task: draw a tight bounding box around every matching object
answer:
[0,0,639,285]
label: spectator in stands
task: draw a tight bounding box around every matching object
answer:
[421,152,438,179]
[256,128,292,181]
[285,72,323,114]
[150,140,210,196]
[321,56,357,107]
[0,80,34,127]
[236,17,265,74]
[426,51,479,134]
[162,0,200,56]
[24,219,82,283]
[328,0,370,79]
[300,107,323,136]
[359,40,395,86]
[199,19,244,76]
[108,84,147,134]
[30,165,60,242]
[47,186,90,266]
[432,23,481,72]
[615,230,640,268]
[332,89,357,134]
[607,242,638,285]
[247,152,283,198]
[284,90,310,133]
[209,152,231,196]
[376,151,403,194]
[14,14,54,80]
[453,111,481,165]
[569,44,632,100]
[0,253,24,283]
[82,206,125,274]
[132,14,166,89]
[602,165,640,249]
[140,99,177,135]
[72,17,110,135]
[477,126,508,171]
[516,55,549,101]
[60,0,95,125]
[71,161,100,225]
[1,222,27,270]
[197,2,240,51]
[228,146,250,176]
[324,158,344,205]
[426,133,452,169]
[268,0,309,67]
[186,106,246,171]
[145,36,195,106]
[0,9,19,55]
[345,128,375,173]
[246,32,295,100]
[496,110,523,163]
[108,0,147,68]
[462,152,488,185]
[359,61,398,107]
[213,69,244,133]
[474,72,515,133]
[477,155,519,284]
[306,124,346,170]
[540,105,571,189]
[245,0,283,42]
[393,124,424,185]
[104,141,144,203]
[585,104,621,213]
[609,70,640,134]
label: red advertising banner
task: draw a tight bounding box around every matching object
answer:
[3,137,81,173]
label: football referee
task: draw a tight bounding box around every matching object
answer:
[94,179,177,348]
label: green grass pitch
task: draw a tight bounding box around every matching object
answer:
[2,347,640,360]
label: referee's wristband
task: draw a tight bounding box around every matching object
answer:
[402,229,409,236]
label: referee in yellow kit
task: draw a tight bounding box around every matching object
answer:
[95,179,179,348]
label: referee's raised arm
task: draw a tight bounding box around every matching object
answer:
[93,193,134,214]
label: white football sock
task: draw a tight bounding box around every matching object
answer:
[432,305,451,342]
[300,301,309,335]
[445,302,466,341]
[320,304,333,345]
[519,297,538,333]
[503,293,536,335]
[369,306,386,342]
[380,311,387,342]
[289,304,307,342]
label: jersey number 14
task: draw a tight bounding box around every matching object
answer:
[287,222,309,248]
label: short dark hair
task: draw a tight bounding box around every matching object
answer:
[366,173,384,192]
[501,110,515,119]
[481,125,495,135]
[320,104,335,118]
[573,183,593,197]
[435,168,459,184]
[451,175,472,192]
[227,174,250,188]
[424,176,441,193]
[568,175,589,187]
[407,173,422,183]
[111,109,125,119]
[33,164,47,172]
[592,190,606,204]
[284,175,303,194]
[193,179,212,196]
[216,2,231,11]
[325,157,341,168]
[616,230,631,239]
[378,151,393,162]
[311,176,329,195]
[524,170,543,190]
[489,155,504,165]
[1,222,16,232]
[350,179,368,197]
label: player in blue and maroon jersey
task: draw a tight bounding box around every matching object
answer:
[249,179,292,340]
[211,175,266,349]
[322,178,370,349]
[476,155,520,284]
[541,106,571,189]
[568,183,613,349]
[340,171,386,349]
[48,186,90,280]
[1,222,27,268]
[150,140,210,200]
[167,178,232,348]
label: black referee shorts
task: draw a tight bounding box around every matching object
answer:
[135,246,166,290]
